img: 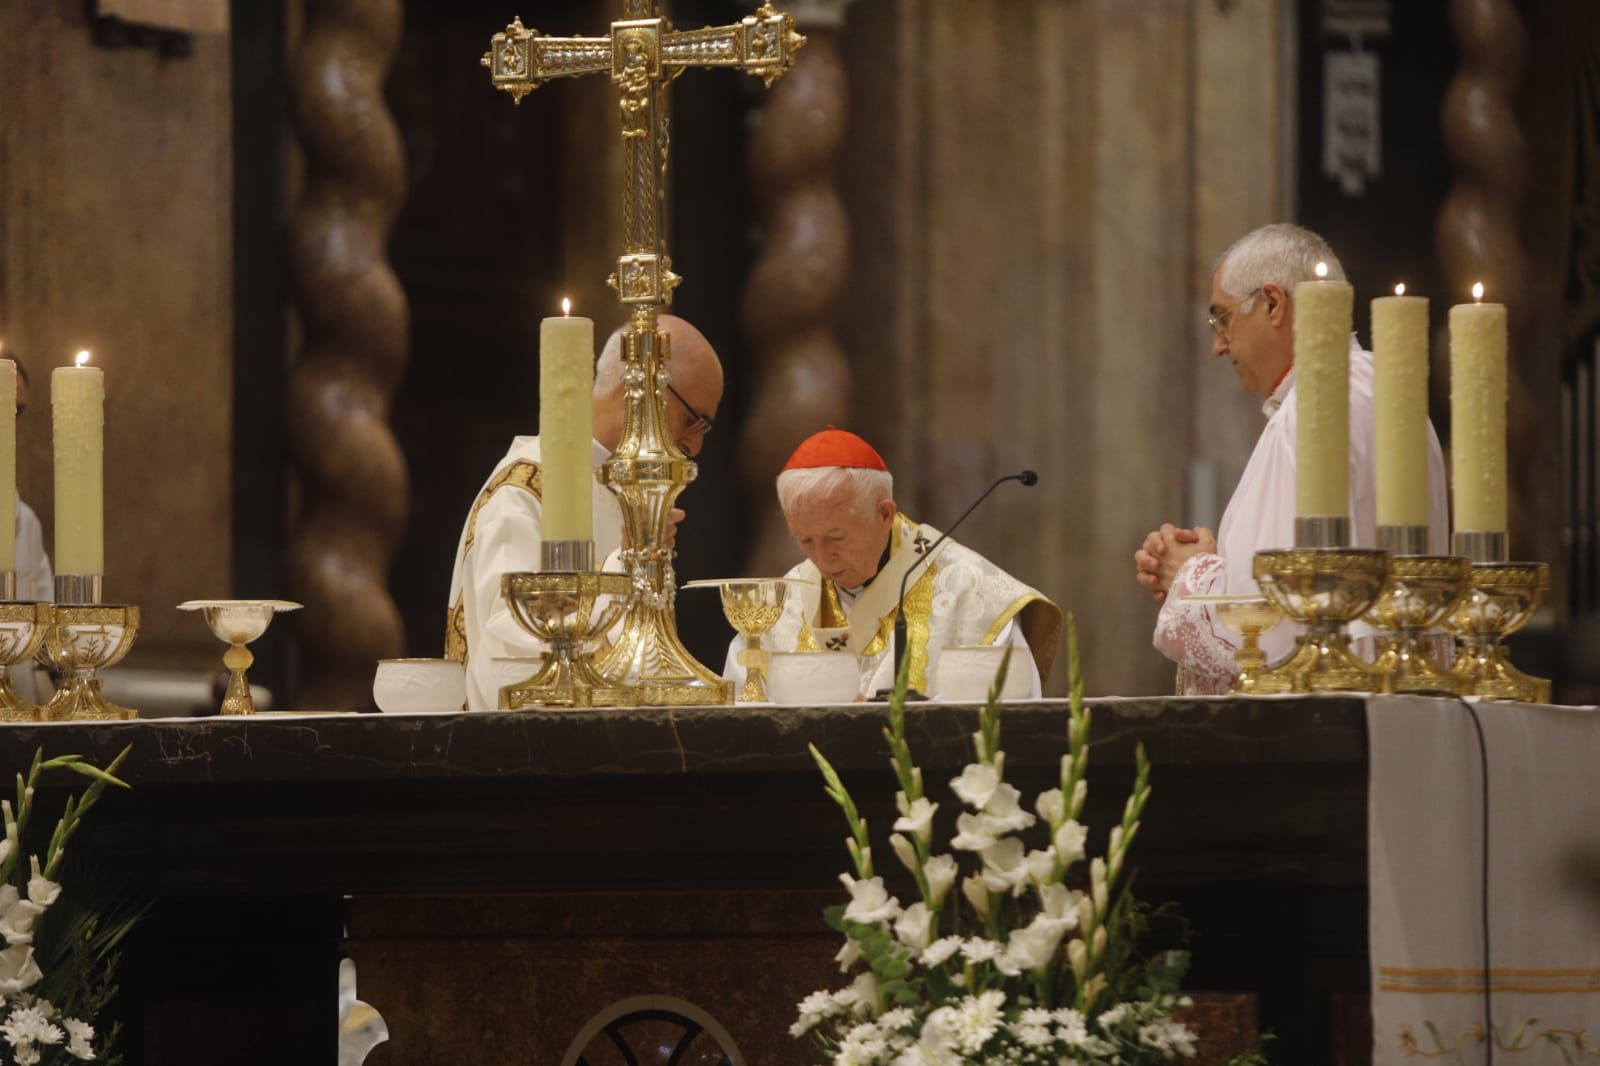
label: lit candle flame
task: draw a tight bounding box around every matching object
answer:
[561,297,571,317]
[1472,282,1484,302]
[1394,283,1406,296]
[1315,261,1329,279]
[74,350,90,367]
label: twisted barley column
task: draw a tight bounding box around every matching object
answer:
[739,9,853,577]
[1436,0,1551,562]
[286,0,410,708]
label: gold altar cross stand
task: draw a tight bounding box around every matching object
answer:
[481,5,803,706]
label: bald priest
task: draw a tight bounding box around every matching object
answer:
[723,429,1061,699]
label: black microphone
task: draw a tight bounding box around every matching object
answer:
[874,470,1039,701]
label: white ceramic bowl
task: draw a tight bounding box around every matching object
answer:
[373,658,467,713]
[933,646,1031,702]
[766,650,859,705]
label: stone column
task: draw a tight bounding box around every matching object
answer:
[286,0,410,708]
[1437,0,1556,568]
[739,0,854,577]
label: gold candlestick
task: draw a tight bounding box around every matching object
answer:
[500,570,634,709]
[1364,553,1470,696]
[1252,548,1390,693]
[39,605,139,722]
[1448,562,1550,703]
[0,602,52,723]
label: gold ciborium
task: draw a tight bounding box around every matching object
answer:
[1184,594,1287,694]
[1363,556,1470,696]
[685,578,793,703]
[39,605,140,722]
[1253,548,1390,693]
[178,600,302,715]
[0,603,52,722]
[501,571,635,709]
[1447,562,1550,703]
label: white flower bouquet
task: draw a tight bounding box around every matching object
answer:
[797,623,1252,1066]
[0,748,136,1066]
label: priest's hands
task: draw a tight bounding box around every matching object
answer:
[1134,523,1216,601]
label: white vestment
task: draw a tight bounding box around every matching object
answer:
[724,514,1061,700]
[1153,336,1449,694]
[446,437,624,711]
[12,503,51,704]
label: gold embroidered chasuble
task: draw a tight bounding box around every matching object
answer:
[757,514,1061,697]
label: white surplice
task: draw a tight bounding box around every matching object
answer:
[445,437,624,711]
[1154,336,1450,694]
[11,502,51,704]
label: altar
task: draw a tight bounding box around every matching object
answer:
[0,695,1384,1066]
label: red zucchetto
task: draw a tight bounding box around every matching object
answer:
[781,428,888,472]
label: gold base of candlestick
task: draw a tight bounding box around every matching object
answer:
[39,605,140,722]
[1365,555,1471,696]
[0,602,51,722]
[1448,562,1551,703]
[1253,548,1390,693]
[501,571,636,709]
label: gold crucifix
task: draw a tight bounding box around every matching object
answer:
[480,4,804,707]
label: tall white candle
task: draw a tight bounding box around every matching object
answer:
[1450,285,1508,535]
[53,351,104,576]
[539,301,594,544]
[0,360,16,574]
[1294,265,1355,519]
[1372,287,1431,528]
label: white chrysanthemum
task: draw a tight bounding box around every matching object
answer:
[2,1002,63,1047]
[957,938,1000,964]
[919,936,963,967]
[1138,1019,1199,1059]
[893,797,939,845]
[1012,1022,1052,1048]
[951,989,1005,1053]
[1019,1007,1054,1028]
[791,989,841,1036]
[63,1017,94,1061]
[950,764,1000,810]
[877,1007,916,1033]
[840,874,902,926]
[922,854,958,908]
[1094,1003,1130,1031]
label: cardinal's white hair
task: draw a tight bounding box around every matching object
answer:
[776,465,894,516]
[1213,223,1345,312]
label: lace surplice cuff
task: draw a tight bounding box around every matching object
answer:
[1152,553,1239,696]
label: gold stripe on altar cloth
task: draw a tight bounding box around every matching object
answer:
[1378,965,1600,995]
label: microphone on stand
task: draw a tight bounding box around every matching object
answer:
[873,469,1039,701]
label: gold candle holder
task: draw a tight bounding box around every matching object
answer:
[178,600,302,716]
[1448,562,1551,703]
[1363,550,1471,696]
[0,603,52,723]
[38,605,139,722]
[1253,548,1390,693]
[500,570,635,709]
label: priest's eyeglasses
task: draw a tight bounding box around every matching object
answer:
[1207,286,1264,339]
[668,383,714,436]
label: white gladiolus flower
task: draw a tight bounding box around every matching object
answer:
[1054,820,1088,865]
[835,937,862,972]
[63,1017,94,1061]
[949,764,999,810]
[1109,824,1124,854]
[1037,883,1083,927]
[960,873,990,918]
[1002,914,1073,972]
[840,874,901,926]
[1092,858,1109,915]
[1034,787,1064,828]
[922,854,958,908]
[889,833,920,876]
[895,902,935,951]
[0,801,14,867]
[919,936,963,967]
[1076,895,1095,929]
[1073,778,1088,811]
[0,944,42,995]
[0,893,44,946]
[977,782,1035,833]
[1022,847,1056,888]
[849,971,878,1016]
[1066,938,1087,979]
[950,812,999,852]
[977,838,1029,896]
[1139,1019,1199,1058]
[27,857,60,909]
[1096,1003,1130,1030]
[892,797,939,845]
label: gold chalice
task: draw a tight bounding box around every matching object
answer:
[500,571,634,709]
[1182,594,1287,694]
[1253,548,1390,693]
[179,600,302,715]
[1447,562,1551,703]
[684,579,789,703]
[0,603,52,722]
[38,605,140,722]
[1363,556,1471,696]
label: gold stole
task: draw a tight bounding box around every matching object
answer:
[444,461,542,662]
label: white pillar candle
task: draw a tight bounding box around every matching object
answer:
[1449,288,1508,536]
[1372,288,1431,528]
[1294,269,1355,519]
[538,303,594,544]
[52,352,104,576]
[0,360,16,574]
